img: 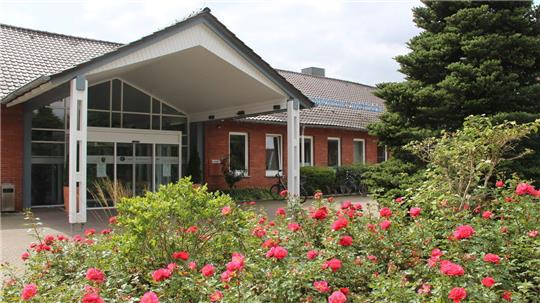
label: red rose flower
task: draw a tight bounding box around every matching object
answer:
[379,207,392,218]
[84,228,96,237]
[152,268,172,281]
[328,291,347,303]
[341,201,352,209]
[483,253,501,264]
[331,217,349,231]
[252,226,267,238]
[226,253,245,272]
[279,189,288,198]
[313,280,330,293]
[528,230,539,238]
[172,251,190,261]
[409,207,421,218]
[21,252,30,261]
[502,291,512,301]
[210,290,224,302]
[201,264,216,277]
[453,225,475,240]
[276,208,286,217]
[266,246,288,260]
[395,197,404,203]
[323,258,342,272]
[379,220,391,230]
[85,268,106,283]
[339,288,349,295]
[307,250,318,260]
[141,291,159,303]
[108,216,117,224]
[482,211,493,219]
[21,284,37,301]
[481,276,495,288]
[188,262,197,270]
[221,206,232,215]
[314,191,323,200]
[448,287,467,303]
[82,293,104,303]
[440,260,465,276]
[311,207,329,220]
[496,180,504,188]
[288,223,301,232]
[339,235,353,246]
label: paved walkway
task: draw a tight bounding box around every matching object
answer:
[1,195,375,278]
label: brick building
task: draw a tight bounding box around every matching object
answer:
[0,8,385,221]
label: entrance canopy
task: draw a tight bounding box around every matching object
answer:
[3,8,313,118]
[2,8,310,223]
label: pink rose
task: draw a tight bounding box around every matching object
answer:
[328,291,347,303]
[288,223,301,232]
[496,180,504,188]
[379,207,392,218]
[482,211,493,219]
[152,268,172,281]
[201,264,216,277]
[210,290,224,302]
[82,293,104,303]
[483,253,501,264]
[323,258,342,272]
[453,225,475,240]
[266,246,288,260]
[379,220,391,230]
[275,208,286,217]
[307,250,318,260]
[313,280,330,293]
[141,291,159,303]
[21,284,37,301]
[409,207,421,218]
[440,260,465,276]
[221,206,232,215]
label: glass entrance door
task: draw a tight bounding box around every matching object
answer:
[86,137,181,208]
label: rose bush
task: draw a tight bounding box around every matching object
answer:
[2,178,539,302]
[2,116,540,302]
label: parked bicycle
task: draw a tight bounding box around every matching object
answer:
[269,171,308,203]
[339,169,368,196]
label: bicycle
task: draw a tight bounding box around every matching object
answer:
[270,171,308,203]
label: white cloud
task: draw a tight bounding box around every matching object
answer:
[0,0,422,85]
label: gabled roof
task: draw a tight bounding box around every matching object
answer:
[0,23,121,100]
[0,8,313,108]
[244,70,385,130]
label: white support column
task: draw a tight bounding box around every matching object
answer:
[68,76,88,224]
[287,99,300,198]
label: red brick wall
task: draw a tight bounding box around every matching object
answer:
[1,104,24,210]
[204,120,379,190]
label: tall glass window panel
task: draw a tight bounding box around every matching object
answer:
[88,110,110,127]
[155,144,179,187]
[86,142,114,207]
[123,114,150,129]
[31,163,63,206]
[135,143,153,195]
[327,138,340,167]
[111,79,122,111]
[162,116,187,131]
[123,83,150,113]
[229,133,248,173]
[300,136,313,166]
[377,145,388,163]
[353,140,365,164]
[116,143,133,195]
[32,107,65,129]
[265,135,282,175]
[88,81,110,110]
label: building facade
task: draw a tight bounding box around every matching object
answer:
[0,8,385,220]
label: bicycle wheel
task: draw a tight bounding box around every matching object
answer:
[270,184,284,197]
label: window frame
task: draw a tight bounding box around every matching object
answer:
[353,138,366,164]
[228,132,249,176]
[300,135,314,167]
[327,137,341,167]
[377,144,388,163]
[265,133,283,177]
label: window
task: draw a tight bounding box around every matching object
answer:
[353,139,366,164]
[377,145,388,163]
[265,134,282,176]
[327,137,341,167]
[300,136,313,166]
[229,133,248,174]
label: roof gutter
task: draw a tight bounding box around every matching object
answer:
[1,76,55,107]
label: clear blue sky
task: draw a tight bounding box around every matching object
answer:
[2,1,537,85]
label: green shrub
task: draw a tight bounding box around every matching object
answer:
[362,158,424,199]
[300,166,336,195]
[219,187,280,202]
